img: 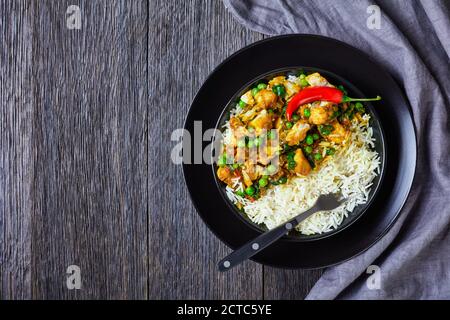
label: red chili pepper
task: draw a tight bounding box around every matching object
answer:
[286,87,381,121]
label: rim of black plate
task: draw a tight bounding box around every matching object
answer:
[182,34,418,269]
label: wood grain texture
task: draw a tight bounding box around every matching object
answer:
[0,0,322,300]
[0,0,33,300]
[264,268,323,299]
[147,0,265,299]
[30,0,148,299]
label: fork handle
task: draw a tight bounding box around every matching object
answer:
[218,218,299,272]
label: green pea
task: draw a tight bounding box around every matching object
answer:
[288,160,296,170]
[239,99,246,108]
[332,110,341,118]
[313,133,320,140]
[267,130,276,140]
[314,153,322,161]
[232,163,239,169]
[326,147,335,156]
[252,87,260,96]
[267,164,277,174]
[257,83,267,90]
[272,84,286,98]
[236,190,245,197]
[258,177,269,188]
[282,143,292,153]
[292,114,300,121]
[218,154,227,166]
[237,139,246,148]
[306,135,314,145]
[355,102,365,112]
[286,121,293,129]
[303,108,311,117]
[278,176,288,184]
[245,185,256,196]
[319,125,333,136]
[304,146,313,154]
[268,108,274,114]
[300,78,309,87]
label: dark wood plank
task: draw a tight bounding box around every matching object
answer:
[0,0,322,299]
[264,268,323,299]
[30,0,148,299]
[148,0,265,299]
[0,0,33,300]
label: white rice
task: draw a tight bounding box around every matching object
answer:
[225,114,380,235]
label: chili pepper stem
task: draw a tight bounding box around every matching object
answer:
[343,95,382,102]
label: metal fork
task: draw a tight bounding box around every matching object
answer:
[218,193,343,272]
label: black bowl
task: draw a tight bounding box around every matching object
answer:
[212,66,386,241]
[183,34,416,268]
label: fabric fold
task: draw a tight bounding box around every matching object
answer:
[223,0,450,299]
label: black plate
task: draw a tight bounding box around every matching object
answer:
[212,67,387,241]
[183,34,417,269]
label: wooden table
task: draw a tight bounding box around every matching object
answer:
[0,0,322,299]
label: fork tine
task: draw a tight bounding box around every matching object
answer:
[316,193,343,211]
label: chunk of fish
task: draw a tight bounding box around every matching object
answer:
[284,80,301,99]
[285,121,311,146]
[254,89,277,109]
[268,76,286,86]
[309,101,335,125]
[294,148,312,176]
[325,120,349,144]
[240,107,259,122]
[258,145,279,166]
[305,72,333,87]
[240,90,255,105]
[249,109,273,135]
[217,166,231,183]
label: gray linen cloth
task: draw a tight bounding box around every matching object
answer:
[223,0,450,299]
